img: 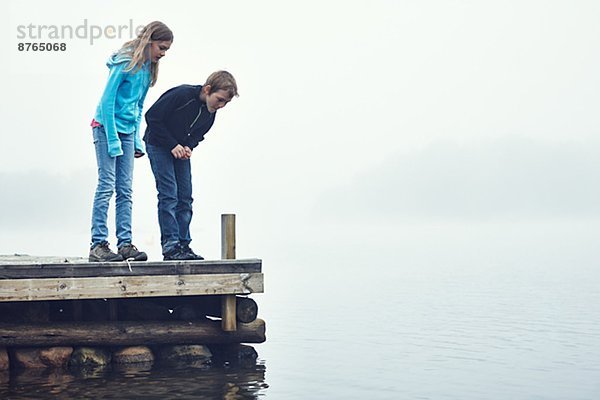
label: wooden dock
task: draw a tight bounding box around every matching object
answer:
[0,215,266,372]
[0,257,265,347]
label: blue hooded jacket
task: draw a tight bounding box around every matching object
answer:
[93,53,151,157]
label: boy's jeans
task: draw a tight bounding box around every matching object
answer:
[146,143,193,255]
[91,126,134,247]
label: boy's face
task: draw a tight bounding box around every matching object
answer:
[203,87,233,113]
[150,40,172,63]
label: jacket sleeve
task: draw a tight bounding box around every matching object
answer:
[133,83,150,155]
[99,63,127,157]
[186,131,206,149]
[145,87,185,150]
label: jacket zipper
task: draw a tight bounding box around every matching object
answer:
[188,105,202,136]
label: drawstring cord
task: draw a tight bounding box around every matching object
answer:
[126,258,135,272]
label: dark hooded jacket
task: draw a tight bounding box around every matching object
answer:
[143,84,216,150]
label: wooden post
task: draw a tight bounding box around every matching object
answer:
[221,214,236,260]
[221,214,237,331]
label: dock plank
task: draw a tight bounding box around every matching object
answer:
[0,259,261,279]
[0,272,264,302]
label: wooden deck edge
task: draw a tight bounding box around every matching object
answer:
[0,273,264,302]
[0,258,263,279]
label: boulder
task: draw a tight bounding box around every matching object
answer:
[155,344,212,366]
[69,347,111,367]
[209,344,258,367]
[39,347,73,368]
[11,348,46,369]
[112,346,154,365]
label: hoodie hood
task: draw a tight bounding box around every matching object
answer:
[106,51,132,67]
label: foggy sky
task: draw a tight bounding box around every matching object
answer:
[1,0,599,261]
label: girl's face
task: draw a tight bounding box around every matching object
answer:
[150,40,172,63]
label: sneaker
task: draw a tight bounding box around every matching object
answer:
[118,243,148,261]
[89,242,124,262]
[163,244,191,261]
[163,244,204,261]
[181,244,204,260]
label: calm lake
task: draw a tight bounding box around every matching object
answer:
[1,224,599,399]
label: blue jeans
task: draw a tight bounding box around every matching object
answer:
[146,143,193,255]
[91,126,134,247]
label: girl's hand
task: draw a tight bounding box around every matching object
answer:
[134,151,145,158]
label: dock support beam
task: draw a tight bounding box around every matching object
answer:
[221,214,237,331]
[0,319,266,346]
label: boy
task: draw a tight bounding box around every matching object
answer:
[144,71,238,260]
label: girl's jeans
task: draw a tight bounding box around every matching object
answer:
[146,143,193,255]
[91,126,134,247]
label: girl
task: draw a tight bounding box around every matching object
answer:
[89,21,173,262]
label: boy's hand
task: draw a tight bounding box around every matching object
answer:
[184,146,193,159]
[171,144,186,159]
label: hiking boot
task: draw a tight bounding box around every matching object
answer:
[118,243,148,261]
[181,244,204,260]
[89,242,124,262]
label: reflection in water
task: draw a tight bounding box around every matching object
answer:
[0,359,268,399]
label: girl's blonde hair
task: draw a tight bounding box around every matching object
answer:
[117,21,173,86]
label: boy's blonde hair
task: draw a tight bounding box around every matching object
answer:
[118,21,173,86]
[205,71,239,98]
